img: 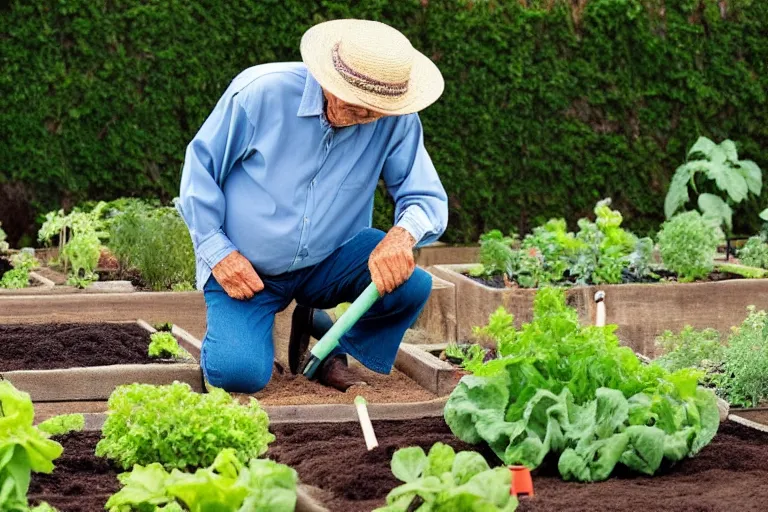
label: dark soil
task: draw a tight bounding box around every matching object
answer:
[0,256,12,279]
[468,268,743,289]
[26,420,768,512]
[29,432,120,512]
[0,322,174,371]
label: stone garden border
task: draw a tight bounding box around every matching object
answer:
[2,319,203,401]
[431,263,768,358]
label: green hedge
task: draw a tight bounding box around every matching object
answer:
[1,0,767,245]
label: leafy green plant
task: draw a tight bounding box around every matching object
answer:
[10,252,38,273]
[30,503,58,512]
[374,443,518,512]
[738,236,768,269]
[107,202,195,290]
[0,222,9,253]
[96,382,274,471]
[721,307,768,407]
[37,414,85,437]
[655,326,726,374]
[0,268,30,289]
[148,332,184,359]
[472,230,517,279]
[657,211,724,282]
[665,137,763,232]
[444,343,487,372]
[444,288,719,482]
[0,381,64,511]
[105,448,297,512]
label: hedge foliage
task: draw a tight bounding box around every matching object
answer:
[1,0,767,245]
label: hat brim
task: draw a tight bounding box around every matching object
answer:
[301,19,444,116]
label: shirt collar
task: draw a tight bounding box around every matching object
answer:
[297,71,325,118]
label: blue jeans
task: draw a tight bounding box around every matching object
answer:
[201,228,433,393]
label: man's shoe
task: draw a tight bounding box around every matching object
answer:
[317,354,368,392]
[288,305,335,374]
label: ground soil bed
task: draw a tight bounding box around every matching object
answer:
[0,322,172,371]
[732,408,768,427]
[249,364,437,406]
[27,420,768,512]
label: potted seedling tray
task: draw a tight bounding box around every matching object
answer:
[29,416,768,512]
[0,319,202,401]
[432,263,768,357]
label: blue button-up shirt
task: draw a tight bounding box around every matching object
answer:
[177,62,448,290]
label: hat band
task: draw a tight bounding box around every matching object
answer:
[332,43,409,98]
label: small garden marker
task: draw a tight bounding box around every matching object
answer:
[509,465,534,497]
[355,395,378,451]
[595,290,606,327]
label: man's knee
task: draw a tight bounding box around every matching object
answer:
[394,267,432,308]
[202,339,273,394]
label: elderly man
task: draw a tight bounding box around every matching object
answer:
[177,19,448,393]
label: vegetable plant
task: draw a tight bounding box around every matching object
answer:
[657,211,723,282]
[721,307,768,407]
[105,448,297,512]
[96,382,274,470]
[665,137,763,233]
[655,326,725,375]
[37,414,85,437]
[443,288,720,482]
[0,252,38,289]
[738,236,768,269]
[0,222,9,253]
[0,381,64,511]
[148,332,185,359]
[374,443,518,512]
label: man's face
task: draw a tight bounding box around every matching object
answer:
[324,90,387,128]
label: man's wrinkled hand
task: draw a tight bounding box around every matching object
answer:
[368,227,417,295]
[212,251,264,300]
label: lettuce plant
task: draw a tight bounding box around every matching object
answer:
[444,288,720,482]
[374,443,517,512]
[0,381,64,511]
[657,211,723,282]
[37,414,85,437]
[105,448,297,512]
[96,382,274,471]
[148,332,184,359]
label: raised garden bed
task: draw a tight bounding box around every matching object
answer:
[0,320,202,401]
[729,408,768,433]
[432,263,768,357]
[27,418,768,512]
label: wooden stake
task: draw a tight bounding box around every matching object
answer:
[355,396,378,451]
[594,290,606,327]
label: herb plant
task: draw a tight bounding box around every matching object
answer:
[0,381,64,511]
[105,448,298,512]
[444,288,719,482]
[37,414,85,437]
[721,307,768,407]
[148,332,184,359]
[665,137,763,232]
[655,326,725,375]
[96,382,274,471]
[657,211,723,282]
[738,236,768,269]
[374,443,518,512]
[0,222,9,253]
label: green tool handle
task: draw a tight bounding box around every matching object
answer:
[309,282,380,361]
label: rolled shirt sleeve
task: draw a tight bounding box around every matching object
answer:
[382,114,449,247]
[177,91,256,276]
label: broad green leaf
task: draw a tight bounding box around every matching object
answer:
[619,426,665,475]
[451,452,490,485]
[736,160,762,195]
[702,162,748,203]
[688,137,716,159]
[664,165,691,219]
[456,467,513,508]
[594,388,628,439]
[424,443,455,478]
[761,208,768,222]
[663,428,694,461]
[391,447,427,483]
[698,193,733,231]
[105,463,173,509]
[690,388,720,455]
[720,139,738,163]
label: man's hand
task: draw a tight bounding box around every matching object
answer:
[212,251,264,300]
[368,227,417,295]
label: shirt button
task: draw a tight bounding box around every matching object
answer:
[304,217,309,223]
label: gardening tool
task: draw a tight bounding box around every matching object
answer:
[300,282,381,379]
[594,290,606,327]
[354,395,379,450]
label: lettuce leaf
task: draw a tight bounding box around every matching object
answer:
[37,414,84,437]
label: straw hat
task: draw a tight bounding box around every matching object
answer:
[300,19,444,115]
